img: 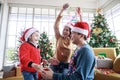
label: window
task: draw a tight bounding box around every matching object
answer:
[0,3,2,37]
[5,6,94,65]
[105,4,120,40]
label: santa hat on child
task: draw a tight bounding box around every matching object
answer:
[21,27,38,42]
[71,21,90,38]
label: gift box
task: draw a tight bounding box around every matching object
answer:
[96,58,113,69]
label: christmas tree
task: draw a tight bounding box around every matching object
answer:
[39,32,53,60]
[89,8,120,55]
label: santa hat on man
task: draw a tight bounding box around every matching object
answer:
[70,7,91,40]
[71,21,90,38]
[21,27,38,42]
[72,7,91,38]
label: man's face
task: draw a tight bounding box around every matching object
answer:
[71,32,80,44]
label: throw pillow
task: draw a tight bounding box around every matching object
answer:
[113,55,120,73]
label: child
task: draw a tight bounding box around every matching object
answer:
[19,27,41,80]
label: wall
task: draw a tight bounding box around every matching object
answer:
[0,0,9,70]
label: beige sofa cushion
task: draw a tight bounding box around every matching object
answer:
[113,55,120,73]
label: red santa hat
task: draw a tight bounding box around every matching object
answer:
[71,21,90,38]
[64,22,74,28]
[21,27,38,42]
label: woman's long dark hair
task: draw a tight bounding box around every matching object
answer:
[68,27,71,38]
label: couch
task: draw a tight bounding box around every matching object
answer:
[93,48,120,80]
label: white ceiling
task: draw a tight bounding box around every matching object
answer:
[0,0,119,10]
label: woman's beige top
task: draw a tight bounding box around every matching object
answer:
[54,14,72,63]
[56,37,72,62]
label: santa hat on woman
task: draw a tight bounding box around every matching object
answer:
[65,22,74,28]
[71,21,90,38]
[21,27,38,42]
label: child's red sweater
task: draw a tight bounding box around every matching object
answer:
[19,42,41,72]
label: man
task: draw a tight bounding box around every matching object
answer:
[39,21,96,80]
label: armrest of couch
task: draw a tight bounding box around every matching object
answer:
[93,48,116,61]
[16,67,23,77]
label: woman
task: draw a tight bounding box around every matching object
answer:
[49,3,73,73]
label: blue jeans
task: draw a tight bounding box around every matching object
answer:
[22,70,38,80]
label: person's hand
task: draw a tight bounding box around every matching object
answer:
[40,67,54,79]
[31,63,41,71]
[59,3,69,16]
[42,59,48,64]
[76,7,80,15]
[62,3,69,10]
[76,7,82,21]
[48,58,60,65]
[41,59,49,67]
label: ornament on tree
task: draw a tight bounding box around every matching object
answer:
[100,22,104,26]
[43,39,47,42]
[92,39,95,43]
[104,44,108,47]
[97,34,101,38]
[98,18,102,22]
[109,38,113,42]
[96,39,99,43]
[93,27,103,35]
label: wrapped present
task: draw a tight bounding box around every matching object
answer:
[95,58,113,69]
